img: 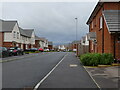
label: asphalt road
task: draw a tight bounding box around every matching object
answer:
[2,52,67,88]
[2,52,98,89]
[39,52,98,89]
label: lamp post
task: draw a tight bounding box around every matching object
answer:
[75,18,78,56]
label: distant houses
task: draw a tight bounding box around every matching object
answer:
[48,42,53,50]
[35,36,49,49]
[86,0,120,60]
[0,19,51,50]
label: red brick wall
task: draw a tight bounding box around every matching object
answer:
[89,2,120,59]
[35,40,40,48]
[3,42,13,48]
[48,45,53,50]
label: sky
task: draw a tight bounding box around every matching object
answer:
[0,1,98,45]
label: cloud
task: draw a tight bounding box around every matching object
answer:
[1,2,97,45]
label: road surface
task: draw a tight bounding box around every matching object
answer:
[2,52,98,89]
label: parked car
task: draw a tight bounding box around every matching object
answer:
[24,48,38,52]
[44,49,49,52]
[38,48,44,52]
[0,47,10,58]
[8,47,24,56]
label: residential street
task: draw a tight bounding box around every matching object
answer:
[2,52,66,88]
[2,52,98,89]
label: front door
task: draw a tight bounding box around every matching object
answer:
[23,44,26,50]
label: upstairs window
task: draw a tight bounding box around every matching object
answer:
[17,32,19,39]
[13,31,16,38]
[118,36,120,41]
[100,16,103,29]
[91,21,93,29]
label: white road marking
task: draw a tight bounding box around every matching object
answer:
[33,53,68,90]
[83,66,101,90]
[78,58,101,90]
[69,64,78,67]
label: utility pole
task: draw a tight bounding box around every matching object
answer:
[75,18,78,56]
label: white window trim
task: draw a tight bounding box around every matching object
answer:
[91,21,93,29]
[100,16,103,29]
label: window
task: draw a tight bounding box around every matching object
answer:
[26,37,27,41]
[100,16,103,29]
[17,32,19,39]
[13,31,16,38]
[91,21,93,29]
[118,36,120,41]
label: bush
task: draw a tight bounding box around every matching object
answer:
[100,53,114,65]
[80,53,114,66]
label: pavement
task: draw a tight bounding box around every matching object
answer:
[85,66,120,89]
[39,52,98,89]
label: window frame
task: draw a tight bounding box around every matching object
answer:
[13,31,16,38]
[100,16,103,29]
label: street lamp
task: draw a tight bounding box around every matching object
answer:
[75,18,78,56]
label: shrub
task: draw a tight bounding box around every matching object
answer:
[100,53,114,65]
[80,53,114,66]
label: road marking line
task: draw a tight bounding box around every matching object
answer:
[83,66,101,90]
[33,53,68,90]
[78,58,101,90]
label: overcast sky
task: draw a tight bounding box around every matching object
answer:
[1,1,98,45]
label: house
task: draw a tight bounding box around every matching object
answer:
[35,36,48,49]
[71,40,80,52]
[19,27,35,49]
[48,41,53,50]
[0,20,21,48]
[77,35,89,56]
[86,0,120,59]
[0,19,35,49]
[58,45,66,51]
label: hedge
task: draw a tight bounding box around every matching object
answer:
[80,53,114,66]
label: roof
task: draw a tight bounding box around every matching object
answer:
[35,36,47,42]
[19,27,28,37]
[86,2,103,25]
[103,10,120,32]
[0,20,17,32]
[35,35,40,40]
[87,32,96,40]
[86,0,120,25]
[23,29,34,37]
[48,42,53,45]
[19,27,34,37]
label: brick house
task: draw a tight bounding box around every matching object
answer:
[87,0,120,60]
[35,36,48,49]
[0,19,35,49]
[19,27,35,49]
[48,42,53,50]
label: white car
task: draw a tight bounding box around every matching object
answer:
[44,49,49,51]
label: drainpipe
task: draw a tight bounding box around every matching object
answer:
[113,33,116,59]
[102,7,104,54]
[89,24,91,53]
